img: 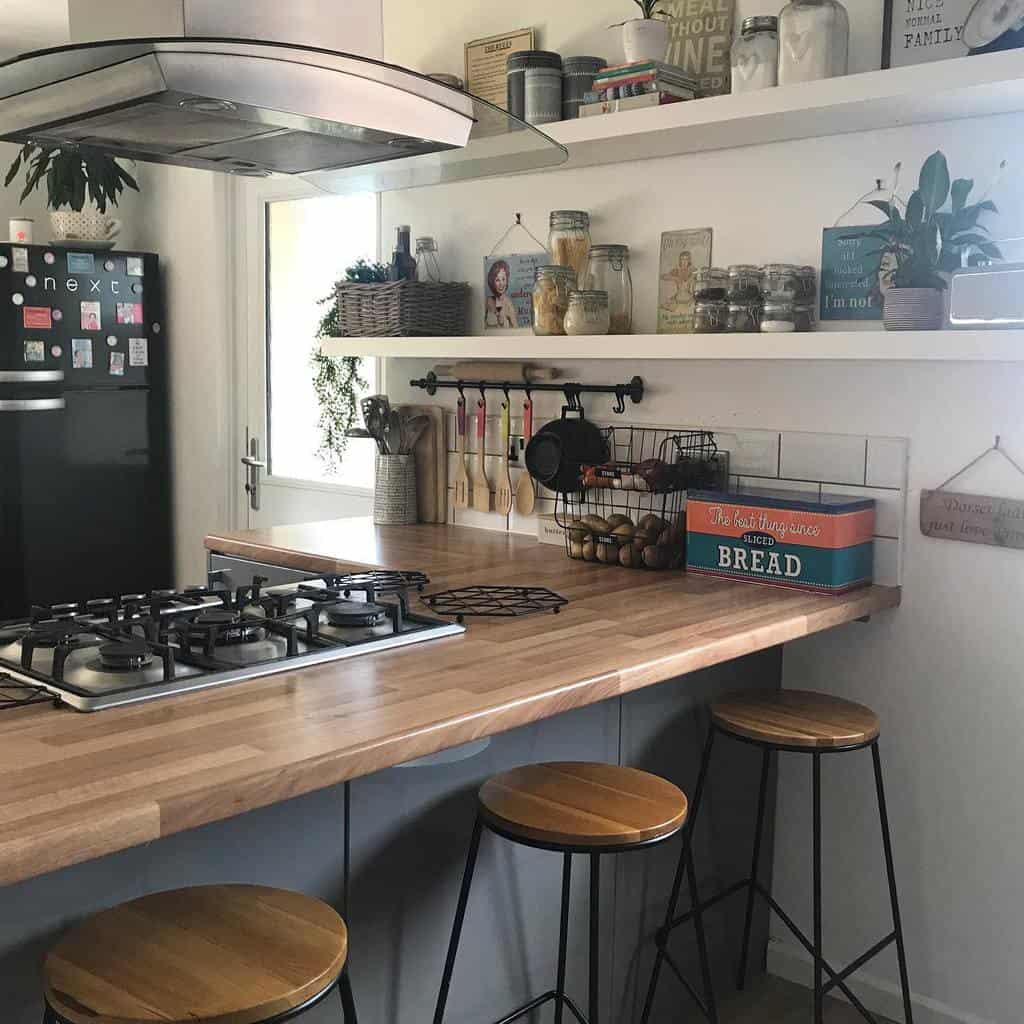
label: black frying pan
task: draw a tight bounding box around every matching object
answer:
[525,408,609,494]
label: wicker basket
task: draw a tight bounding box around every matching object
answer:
[335,281,471,337]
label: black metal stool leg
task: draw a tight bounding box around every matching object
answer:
[737,746,771,991]
[433,815,484,1024]
[589,853,600,1024]
[812,752,824,1024]
[686,843,718,1024]
[872,742,914,1024]
[42,1008,57,1024]
[338,968,358,1024]
[639,726,716,1024]
[554,852,573,1024]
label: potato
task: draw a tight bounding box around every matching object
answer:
[606,514,634,530]
[596,542,618,564]
[582,539,597,562]
[619,543,639,569]
[611,523,636,543]
[657,527,674,547]
[633,527,655,551]
[581,515,612,534]
[568,519,592,542]
[643,544,671,570]
[569,539,585,560]
[638,514,669,535]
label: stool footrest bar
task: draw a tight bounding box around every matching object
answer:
[822,933,897,995]
[664,878,749,935]
[492,991,590,1024]
[662,950,713,1021]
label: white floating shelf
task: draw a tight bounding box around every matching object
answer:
[322,331,1024,363]
[543,50,1024,170]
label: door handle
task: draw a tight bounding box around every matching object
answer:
[242,438,265,511]
[0,398,66,412]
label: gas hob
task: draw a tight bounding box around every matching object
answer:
[0,572,463,711]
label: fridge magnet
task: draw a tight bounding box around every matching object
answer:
[106,335,118,347]
[820,226,890,321]
[66,252,95,274]
[24,274,36,288]
[11,292,23,305]
[81,301,102,331]
[116,302,143,325]
[657,228,713,334]
[109,351,126,376]
[23,340,44,362]
[664,0,735,96]
[23,306,53,329]
[0,255,7,269]
[126,256,144,277]
[128,337,149,367]
[52,309,62,322]
[43,251,55,265]
[104,258,116,272]
[71,338,93,369]
[484,214,548,332]
[50,345,62,358]
[12,247,28,273]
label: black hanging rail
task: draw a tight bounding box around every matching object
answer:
[409,373,644,415]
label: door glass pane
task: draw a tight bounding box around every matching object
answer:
[267,193,378,487]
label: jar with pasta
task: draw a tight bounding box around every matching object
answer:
[564,290,611,336]
[548,210,592,284]
[532,265,577,336]
[586,244,633,334]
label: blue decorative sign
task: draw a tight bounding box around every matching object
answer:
[820,226,892,322]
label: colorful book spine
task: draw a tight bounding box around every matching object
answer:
[579,93,686,116]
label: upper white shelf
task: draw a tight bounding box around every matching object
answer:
[322,330,1024,363]
[541,50,1024,169]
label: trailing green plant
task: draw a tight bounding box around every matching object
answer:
[310,259,389,472]
[610,0,670,24]
[4,143,139,213]
[857,151,1004,291]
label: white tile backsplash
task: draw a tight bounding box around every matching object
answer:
[779,431,869,486]
[822,486,906,540]
[872,537,901,588]
[713,428,781,478]
[866,436,909,489]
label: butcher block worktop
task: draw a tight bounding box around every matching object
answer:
[0,521,899,887]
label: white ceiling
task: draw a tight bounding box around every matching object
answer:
[0,0,70,59]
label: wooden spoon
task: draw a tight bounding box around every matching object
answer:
[515,398,537,515]
[471,395,492,513]
[496,399,514,516]
[452,396,470,509]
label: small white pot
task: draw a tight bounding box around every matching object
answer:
[49,208,122,244]
[622,18,670,63]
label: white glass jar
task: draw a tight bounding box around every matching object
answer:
[586,244,633,334]
[761,299,796,333]
[731,16,779,93]
[564,290,611,336]
[778,0,849,84]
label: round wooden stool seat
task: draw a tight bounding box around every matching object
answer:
[478,762,688,849]
[43,885,348,1024]
[712,689,881,750]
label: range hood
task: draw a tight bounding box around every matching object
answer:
[0,4,566,193]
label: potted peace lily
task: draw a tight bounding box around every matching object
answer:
[5,143,139,246]
[613,0,672,64]
[860,151,1003,331]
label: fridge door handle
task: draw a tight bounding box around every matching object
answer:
[0,370,64,383]
[0,398,65,412]
[241,438,266,511]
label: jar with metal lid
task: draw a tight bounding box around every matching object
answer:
[694,299,728,333]
[549,210,592,285]
[532,265,577,336]
[793,303,816,332]
[727,300,762,333]
[762,263,802,299]
[694,267,729,301]
[761,299,796,333]
[563,56,606,120]
[798,266,818,302]
[727,265,763,303]
[415,237,442,283]
[731,16,779,93]
[564,290,611,336]
[778,0,850,84]
[587,244,633,334]
[511,51,563,126]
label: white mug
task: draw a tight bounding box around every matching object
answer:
[9,218,34,244]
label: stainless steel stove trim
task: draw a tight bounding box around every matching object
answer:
[8,618,465,711]
[0,397,65,412]
[0,369,65,383]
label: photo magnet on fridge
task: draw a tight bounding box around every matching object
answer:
[23,340,44,362]
[81,301,102,331]
[67,252,95,274]
[128,338,149,367]
[109,351,126,376]
[116,302,143,325]
[72,338,93,369]
[23,306,53,329]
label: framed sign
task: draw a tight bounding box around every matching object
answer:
[484,253,545,332]
[665,0,735,96]
[921,489,1024,548]
[657,228,712,334]
[465,28,535,108]
[882,0,974,68]
[820,226,892,321]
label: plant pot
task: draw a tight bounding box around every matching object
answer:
[373,454,418,525]
[883,288,944,331]
[622,18,670,63]
[49,209,122,245]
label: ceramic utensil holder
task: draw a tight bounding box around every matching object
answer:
[374,454,418,525]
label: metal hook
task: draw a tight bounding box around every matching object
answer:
[502,383,511,405]
[996,435,1002,450]
[479,384,487,404]
[515,212,522,225]
[613,386,627,415]
[456,382,465,401]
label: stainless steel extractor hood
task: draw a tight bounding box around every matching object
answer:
[0,4,566,191]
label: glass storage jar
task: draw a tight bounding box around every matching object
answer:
[731,16,779,93]
[694,266,729,300]
[794,303,816,332]
[549,211,592,286]
[587,244,633,334]
[761,299,796,333]
[415,237,442,283]
[778,0,849,84]
[798,266,818,302]
[727,265,763,303]
[727,300,762,333]
[762,263,802,299]
[532,265,577,336]
[564,290,611,336]
[694,299,728,333]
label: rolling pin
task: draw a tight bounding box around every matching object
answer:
[433,362,560,382]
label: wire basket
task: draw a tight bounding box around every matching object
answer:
[334,281,471,337]
[555,428,729,570]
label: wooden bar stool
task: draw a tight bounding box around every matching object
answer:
[41,884,358,1024]
[433,762,717,1024]
[641,690,913,1024]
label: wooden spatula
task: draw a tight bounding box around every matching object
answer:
[472,395,492,513]
[496,399,514,516]
[515,397,537,515]
[453,396,470,509]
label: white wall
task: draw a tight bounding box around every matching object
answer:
[380,3,1024,1021]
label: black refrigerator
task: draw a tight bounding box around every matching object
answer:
[0,243,172,622]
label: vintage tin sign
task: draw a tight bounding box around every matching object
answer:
[687,488,876,594]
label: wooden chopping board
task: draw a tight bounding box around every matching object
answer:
[399,404,448,523]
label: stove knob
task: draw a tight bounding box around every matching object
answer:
[121,594,146,604]
[51,603,79,618]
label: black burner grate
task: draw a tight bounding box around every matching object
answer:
[422,586,568,623]
[0,674,57,711]
[328,571,431,595]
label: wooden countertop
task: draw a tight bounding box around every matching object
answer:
[0,521,899,887]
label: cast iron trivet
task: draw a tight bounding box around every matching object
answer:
[327,571,431,595]
[421,586,568,623]
[0,674,58,711]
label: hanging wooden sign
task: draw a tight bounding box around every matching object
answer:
[920,490,1024,549]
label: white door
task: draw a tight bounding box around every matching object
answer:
[235,178,382,529]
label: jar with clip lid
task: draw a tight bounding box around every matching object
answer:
[532,265,577,336]
[564,290,611,336]
[549,211,592,285]
[731,16,779,93]
[586,244,633,334]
